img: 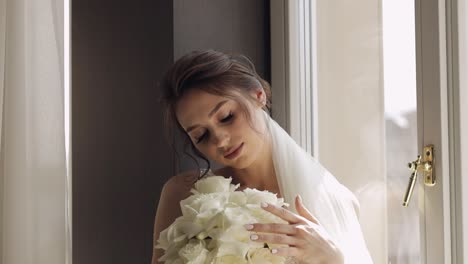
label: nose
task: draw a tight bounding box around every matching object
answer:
[212,130,230,148]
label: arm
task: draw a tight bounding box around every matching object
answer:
[151,171,198,264]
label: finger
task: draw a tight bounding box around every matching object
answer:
[261,202,303,224]
[245,223,298,235]
[270,246,301,257]
[295,195,320,225]
[250,233,300,246]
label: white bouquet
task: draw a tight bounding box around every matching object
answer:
[156,175,290,264]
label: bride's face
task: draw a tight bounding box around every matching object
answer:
[175,88,268,169]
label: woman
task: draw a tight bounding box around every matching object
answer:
[152,50,373,264]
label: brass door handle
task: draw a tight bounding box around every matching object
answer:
[402,145,435,207]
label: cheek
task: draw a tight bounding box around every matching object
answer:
[241,115,263,137]
[193,142,217,159]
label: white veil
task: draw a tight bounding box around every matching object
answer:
[263,111,373,263]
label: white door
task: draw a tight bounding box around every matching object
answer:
[271,0,457,263]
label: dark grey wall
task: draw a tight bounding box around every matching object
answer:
[72,0,269,263]
[174,0,270,172]
[72,1,174,263]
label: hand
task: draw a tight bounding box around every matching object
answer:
[245,195,344,264]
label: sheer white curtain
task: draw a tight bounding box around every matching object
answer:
[0,0,68,263]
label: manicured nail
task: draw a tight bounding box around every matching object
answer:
[261,202,268,208]
[244,224,254,230]
[271,248,278,254]
[250,234,258,240]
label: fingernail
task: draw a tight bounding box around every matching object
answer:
[297,195,303,203]
[244,224,254,230]
[261,202,268,208]
[271,248,278,254]
[250,234,258,240]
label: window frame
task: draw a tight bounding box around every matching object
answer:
[271,0,465,262]
[270,0,318,157]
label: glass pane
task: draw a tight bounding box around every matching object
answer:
[383,0,420,263]
[315,0,420,263]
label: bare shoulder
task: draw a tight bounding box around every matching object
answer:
[151,170,199,263]
[163,170,200,196]
[158,170,199,218]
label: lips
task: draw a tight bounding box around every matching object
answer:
[224,143,244,159]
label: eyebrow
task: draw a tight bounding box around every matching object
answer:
[186,100,229,133]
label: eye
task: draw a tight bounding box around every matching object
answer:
[221,112,234,123]
[195,132,208,144]
[194,112,233,144]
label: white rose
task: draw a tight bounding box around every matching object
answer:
[223,206,256,227]
[193,176,234,194]
[197,193,229,215]
[243,188,283,206]
[181,193,228,225]
[174,218,204,241]
[248,248,286,264]
[214,255,249,264]
[228,191,247,206]
[178,239,209,264]
[176,220,204,239]
[246,204,288,226]
[157,218,188,249]
[156,232,187,263]
[181,193,228,215]
[159,174,291,263]
[216,225,262,258]
[179,194,200,218]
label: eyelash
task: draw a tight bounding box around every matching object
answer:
[195,112,234,144]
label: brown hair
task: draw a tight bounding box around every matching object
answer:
[160,50,272,178]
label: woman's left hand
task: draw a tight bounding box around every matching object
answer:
[245,195,344,264]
